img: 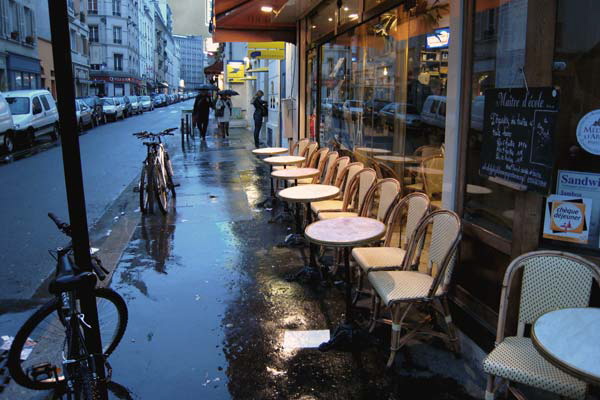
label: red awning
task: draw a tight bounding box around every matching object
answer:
[204,60,223,75]
[214,0,296,43]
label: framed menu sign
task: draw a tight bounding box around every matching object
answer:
[479,87,560,194]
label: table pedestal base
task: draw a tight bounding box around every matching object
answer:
[283,233,307,247]
[318,322,371,352]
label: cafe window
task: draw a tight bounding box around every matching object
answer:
[339,0,359,26]
[462,0,528,240]
[306,48,318,141]
[542,0,600,253]
[318,2,449,206]
[309,0,336,42]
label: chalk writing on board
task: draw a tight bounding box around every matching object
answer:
[479,88,560,194]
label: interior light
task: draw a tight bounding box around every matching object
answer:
[312,25,316,29]
[383,67,388,76]
[261,6,273,12]
[349,13,358,19]
[328,17,333,21]
[343,6,349,11]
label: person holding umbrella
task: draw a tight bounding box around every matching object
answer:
[251,90,268,148]
[192,90,215,140]
[215,92,233,138]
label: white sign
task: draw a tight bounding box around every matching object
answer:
[576,110,600,155]
[556,170,600,248]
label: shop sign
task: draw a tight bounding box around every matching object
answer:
[248,42,285,50]
[226,61,245,84]
[576,110,600,155]
[247,49,285,60]
[479,87,560,194]
[543,195,592,244]
[555,170,600,248]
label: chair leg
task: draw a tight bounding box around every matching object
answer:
[485,375,495,400]
[440,297,460,353]
[352,268,364,305]
[387,303,412,368]
[368,289,380,333]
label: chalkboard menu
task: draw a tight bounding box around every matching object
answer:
[479,87,560,194]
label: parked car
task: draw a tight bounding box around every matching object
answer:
[342,100,363,119]
[101,97,124,121]
[0,92,16,153]
[379,102,421,128]
[153,94,166,107]
[75,99,93,131]
[4,89,59,145]
[129,95,142,114]
[79,96,104,126]
[421,95,446,129]
[121,96,133,117]
[140,95,154,111]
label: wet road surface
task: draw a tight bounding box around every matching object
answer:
[104,129,484,399]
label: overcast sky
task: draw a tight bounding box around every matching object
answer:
[169,0,204,36]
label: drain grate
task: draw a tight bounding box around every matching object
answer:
[0,350,10,393]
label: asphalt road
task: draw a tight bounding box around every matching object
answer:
[0,99,193,301]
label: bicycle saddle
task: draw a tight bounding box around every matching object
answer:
[49,254,97,294]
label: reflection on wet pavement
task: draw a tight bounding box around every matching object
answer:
[108,130,482,399]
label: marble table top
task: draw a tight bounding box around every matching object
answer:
[305,217,385,247]
[466,184,493,195]
[271,168,320,180]
[252,147,289,156]
[374,155,419,163]
[354,147,392,155]
[263,155,305,166]
[532,307,600,384]
[278,184,339,204]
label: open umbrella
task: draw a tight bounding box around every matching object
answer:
[218,89,239,96]
[199,83,219,91]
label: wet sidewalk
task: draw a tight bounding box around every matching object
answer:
[103,128,485,399]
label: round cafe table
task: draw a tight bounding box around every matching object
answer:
[258,155,305,209]
[532,308,600,385]
[271,167,320,185]
[305,217,386,350]
[355,147,391,155]
[252,147,288,156]
[374,155,420,164]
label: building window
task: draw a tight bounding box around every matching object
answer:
[114,54,123,71]
[9,0,18,38]
[90,64,101,70]
[23,7,34,41]
[81,34,88,55]
[88,0,97,14]
[89,25,98,42]
[112,0,120,16]
[113,26,122,44]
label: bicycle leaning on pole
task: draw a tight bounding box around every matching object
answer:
[134,127,178,215]
[7,213,128,399]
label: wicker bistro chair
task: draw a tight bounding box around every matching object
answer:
[273,140,316,172]
[367,210,462,368]
[310,162,363,215]
[352,192,430,299]
[289,138,310,156]
[483,251,600,400]
[317,168,377,220]
[289,148,330,185]
[324,156,349,185]
[405,155,444,208]
[317,152,340,184]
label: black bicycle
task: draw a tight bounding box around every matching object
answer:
[7,213,128,399]
[134,127,177,214]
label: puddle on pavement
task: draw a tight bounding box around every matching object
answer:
[105,130,481,400]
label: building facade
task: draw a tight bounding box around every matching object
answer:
[87,0,142,96]
[0,0,41,92]
[68,0,91,96]
[138,0,154,94]
[173,34,205,91]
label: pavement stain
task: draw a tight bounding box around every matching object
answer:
[101,129,482,399]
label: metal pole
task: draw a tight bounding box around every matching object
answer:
[47,1,108,397]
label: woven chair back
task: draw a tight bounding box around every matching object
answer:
[342,168,377,212]
[495,251,600,341]
[320,152,339,184]
[360,178,401,222]
[383,192,430,248]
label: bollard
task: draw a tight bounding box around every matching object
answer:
[181,117,185,147]
[185,114,190,136]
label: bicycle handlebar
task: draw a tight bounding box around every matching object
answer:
[48,212,71,236]
[133,127,178,138]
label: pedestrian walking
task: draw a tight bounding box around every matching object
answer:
[251,90,267,148]
[192,92,214,140]
[215,93,232,138]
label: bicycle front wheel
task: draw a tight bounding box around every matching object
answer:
[164,151,176,198]
[154,164,169,214]
[7,288,128,390]
[139,165,152,214]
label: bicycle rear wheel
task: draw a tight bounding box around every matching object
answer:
[154,164,169,214]
[139,164,153,214]
[7,288,128,391]
[164,151,176,197]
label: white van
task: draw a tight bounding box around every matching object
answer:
[4,90,59,145]
[0,92,16,153]
[421,95,446,129]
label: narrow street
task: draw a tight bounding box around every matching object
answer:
[0,99,193,302]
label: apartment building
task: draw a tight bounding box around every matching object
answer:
[138,0,154,93]
[173,34,205,91]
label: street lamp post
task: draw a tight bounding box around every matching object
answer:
[47,0,109,398]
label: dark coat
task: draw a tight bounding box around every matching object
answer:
[252,97,267,119]
[193,95,213,119]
